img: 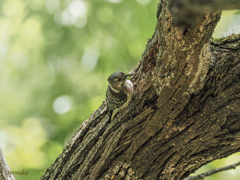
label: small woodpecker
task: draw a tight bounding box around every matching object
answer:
[106,71,133,120]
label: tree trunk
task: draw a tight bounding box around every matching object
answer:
[0,148,15,180]
[41,1,240,180]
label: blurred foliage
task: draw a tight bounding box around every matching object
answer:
[0,0,239,179]
[191,152,240,180]
[213,10,240,38]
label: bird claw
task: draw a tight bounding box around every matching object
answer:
[111,108,125,120]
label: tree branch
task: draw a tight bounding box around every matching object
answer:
[169,0,240,26]
[184,161,240,180]
[41,0,240,179]
[0,147,15,180]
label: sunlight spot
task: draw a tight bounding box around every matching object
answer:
[53,96,72,114]
[2,0,24,17]
[61,10,72,26]
[45,0,60,13]
[69,0,86,17]
[73,16,87,28]
[21,18,42,40]
[97,6,113,23]
[54,0,87,27]
[81,46,99,72]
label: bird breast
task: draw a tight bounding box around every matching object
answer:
[124,79,133,95]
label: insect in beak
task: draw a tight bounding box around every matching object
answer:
[124,74,133,79]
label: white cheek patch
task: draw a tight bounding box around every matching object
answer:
[109,84,120,93]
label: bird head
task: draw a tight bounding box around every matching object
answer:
[107,71,133,93]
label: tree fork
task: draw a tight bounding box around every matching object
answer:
[41,1,240,180]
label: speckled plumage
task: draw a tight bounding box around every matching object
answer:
[106,71,133,120]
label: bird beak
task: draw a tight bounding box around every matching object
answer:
[125,74,133,79]
[125,74,133,77]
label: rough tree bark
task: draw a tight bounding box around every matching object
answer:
[41,0,240,179]
[0,148,15,180]
[170,0,240,26]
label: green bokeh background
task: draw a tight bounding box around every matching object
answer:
[0,0,239,179]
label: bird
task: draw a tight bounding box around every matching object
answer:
[106,71,133,120]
